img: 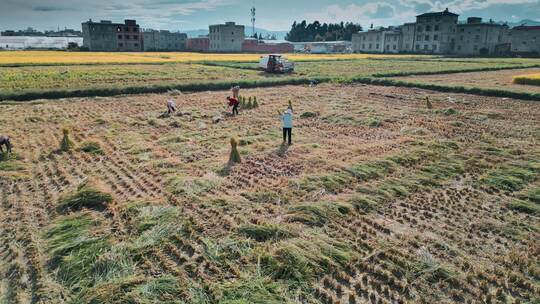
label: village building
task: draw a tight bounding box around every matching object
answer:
[143,30,187,51]
[509,25,540,55]
[82,19,142,51]
[186,36,210,52]
[209,22,245,52]
[241,38,294,53]
[454,17,510,56]
[352,27,400,53]
[414,8,459,54]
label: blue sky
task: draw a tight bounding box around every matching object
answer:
[0,0,539,32]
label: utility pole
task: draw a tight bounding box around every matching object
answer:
[251,6,256,37]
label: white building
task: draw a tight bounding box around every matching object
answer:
[352,27,400,53]
[0,36,83,50]
[293,41,352,54]
[455,18,509,55]
[509,25,540,55]
[209,22,245,52]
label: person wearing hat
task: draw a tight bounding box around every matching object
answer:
[281,108,293,145]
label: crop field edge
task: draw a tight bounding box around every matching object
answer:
[3,71,540,102]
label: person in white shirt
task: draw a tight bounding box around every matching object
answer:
[166,99,177,114]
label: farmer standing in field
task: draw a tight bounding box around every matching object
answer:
[166,99,177,114]
[231,85,240,99]
[281,108,293,145]
[227,96,240,116]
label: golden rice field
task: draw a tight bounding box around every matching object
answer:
[513,73,540,86]
[0,51,435,66]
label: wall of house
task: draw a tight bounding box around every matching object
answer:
[186,37,209,52]
[82,20,142,51]
[143,31,187,51]
[209,22,245,52]
[241,39,293,53]
[414,14,458,54]
[455,24,509,55]
[510,27,540,54]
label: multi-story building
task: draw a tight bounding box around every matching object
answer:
[143,30,187,51]
[509,25,540,55]
[414,8,458,54]
[186,36,210,52]
[400,23,416,52]
[209,22,245,52]
[455,17,509,55]
[352,27,400,53]
[82,19,142,51]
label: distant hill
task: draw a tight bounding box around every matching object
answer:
[500,19,540,27]
[184,27,288,40]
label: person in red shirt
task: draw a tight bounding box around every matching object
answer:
[227,96,239,116]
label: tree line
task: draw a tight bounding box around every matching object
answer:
[285,21,363,42]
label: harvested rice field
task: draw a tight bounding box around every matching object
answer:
[0,83,538,303]
[393,68,540,94]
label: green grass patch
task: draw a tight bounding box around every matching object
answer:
[480,161,540,192]
[508,199,540,215]
[57,180,113,213]
[79,140,104,155]
[46,213,133,290]
[238,224,293,242]
[260,236,352,282]
[216,276,291,304]
[286,201,352,227]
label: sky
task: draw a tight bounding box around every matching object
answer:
[0,0,539,32]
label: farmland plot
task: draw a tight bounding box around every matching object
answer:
[0,84,538,303]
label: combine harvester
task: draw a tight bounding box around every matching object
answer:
[259,54,294,73]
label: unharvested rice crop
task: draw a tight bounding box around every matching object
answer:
[0,50,435,66]
[513,73,540,86]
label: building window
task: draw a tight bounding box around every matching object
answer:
[363,36,366,40]
[434,25,439,31]
[424,44,428,50]
[405,44,409,49]
[416,44,420,50]
[386,45,390,50]
[393,44,397,50]
[362,44,365,48]
[426,25,431,31]
[125,35,130,40]
[474,45,478,50]
[434,35,438,41]
[460,35,464,41]
[369,43,372,49]
[425,35,430,41]
[135,43,139,47]
[118,35,122,39]
[457,45,461,50]
[119,43,123,47]
[475,35,480,41]
[460,28,465,32]
[432,44,437,50]
[417,26,422,32]
[376,44,379,49]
